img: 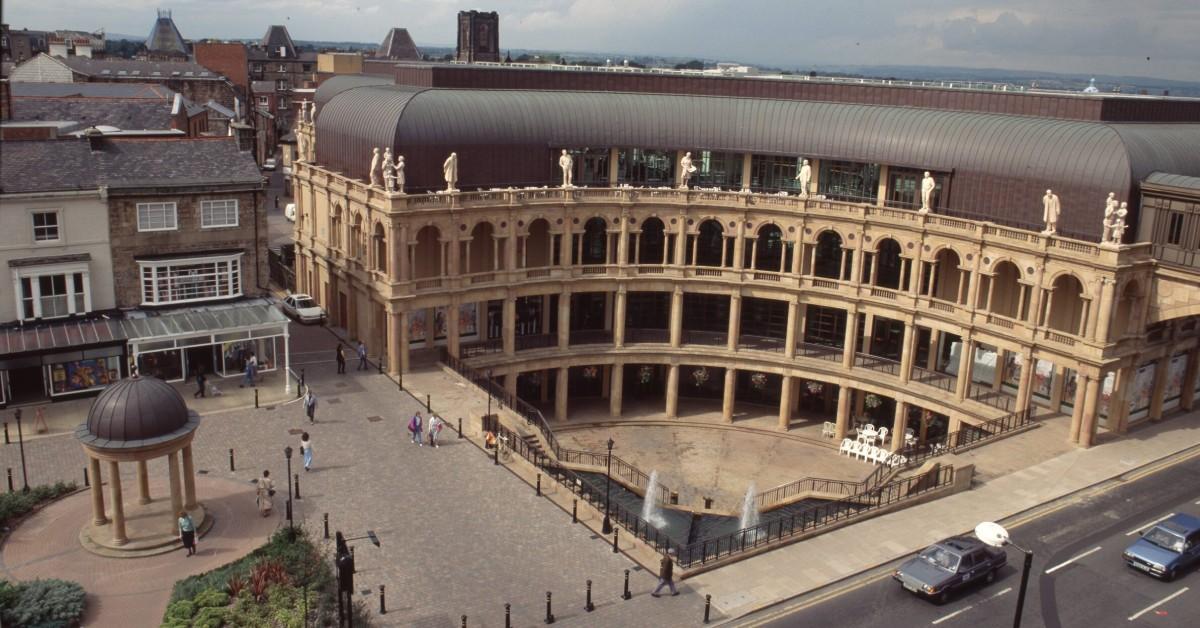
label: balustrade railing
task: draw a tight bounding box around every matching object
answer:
[740,334,787,353]
[625,328,670,344]
[796,342,844,362]
[460,338,503,358]
[910,366,955,393]
[853,353,901,376]
[516,334,556,351]
[569,329,614,346]
[682,330,728,346]
[413,277,443,290]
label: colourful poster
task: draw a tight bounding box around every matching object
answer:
[458,302,478,337]
[409,308,427,343]
[1001,352,1022,390]
[51,357,118,394]
[1032,359,1055,399]
[1099,371,1116,418]
[1060,369,1078,408]
[1127,362,1156,420]
[1163,353,1187,408]
[434,306,448,340]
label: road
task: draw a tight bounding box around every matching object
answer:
[736,449,1200,627]
[264,160,293,250]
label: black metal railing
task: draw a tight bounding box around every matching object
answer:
[558,448,673,505]
[460,338,503,358]
[569,329,614,346]
[910,366,955,393]
[853,352,901,376]
[682,330,728,346]
[739,334,786,353]
[441,349,562,458]
[676,466,955,568]
[516,334,556,351]
[898,408,1032,466]
[796,342,844,362]
[267,249,295,292]
[624,328,670,344]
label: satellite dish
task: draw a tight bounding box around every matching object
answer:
[975,521,1010,548]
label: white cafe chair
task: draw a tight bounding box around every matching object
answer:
[839,438,854,456]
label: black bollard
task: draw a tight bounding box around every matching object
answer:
[612,529,619,553]
[536,473,541,496]
[494,439,500,466]
[377,359,383,374]
[426,394,431,413]
[622,569,632,600]
[3,422,8,444]
[379,585,386,614]
[255,388,260,408]
[350,546,356,573]
[83,466,89,488]
[323,513,329,539]
[458,417,463,439]
[229,448,235,472]
[544,591,555,624]
[704,594,712,623]
[572,499,578,524]
[294,473,301,499]
[461,615,467,628]
[585,580,594,612]
[6,468,13,493]
[505,603,511,628]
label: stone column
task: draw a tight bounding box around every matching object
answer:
[108,460,127,545]
[608,148,620,185]
[842,308,859,368]
[1068,374,1090,443]
[136,459,151,505]
[503,296,516,356]
[1015,350,1035,414]
[732,223,746,270]
[398,311,410,374]
[555,367,569,421]
[891,401,907,451]
[182,444,197,510]
[610,364,624,417]
[835,386,852,440]
[558,292,572,350]
[1094,277,1116,344]
[89,457,106,526]
[784,301,800,359]
[617,213,630,266]
[1078,375,1102,448]
[167,450,184,518]
[390,224,405,282]
[665,364,680,418]
[740,153,753,192]
[954,338,974,401]
[898,322,915,384]
[614,287,627,348]
[778,375,793,431]
[388,308,402,375]
[722,368,737,423]
[861,312,875,355]
[727,293,742,351]
[448,298,461,359]
[505,369,518,399]
[669,287,683,348]
[1181,347,1200,411]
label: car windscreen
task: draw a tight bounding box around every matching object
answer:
[919,546,961,572]
[294,298,316,309]
[1143,526,1186,553]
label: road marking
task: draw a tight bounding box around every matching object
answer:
[1127,587,1189,621]
[990,587,1013,599]
[932,605,974,625]
[1126,513,1174,536]
[1045,547,1103,574]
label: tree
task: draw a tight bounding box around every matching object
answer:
[673,59,705,70]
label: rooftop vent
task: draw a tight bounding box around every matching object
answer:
[100,69,111,75]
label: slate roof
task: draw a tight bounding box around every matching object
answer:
[10,82,175,99]
[0,137,261,194]
[1144,172,1200,193]
[251,80,275,93]
[378,28,421,60]
[260,25,297,58]
[11,99,175,131]
[59,56,222,80]
[145,12,189,55]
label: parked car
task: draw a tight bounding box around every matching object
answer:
[280,294,326,324]
[263,158,278,171]
[894,536,1007,603]
[285,203,296,222]
[1124,512,1200,581]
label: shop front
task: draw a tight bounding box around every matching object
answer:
[0,318,129,407]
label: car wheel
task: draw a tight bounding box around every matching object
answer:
[1164,569,1176,582]
[985,569,997,584]
[937,591,951,605]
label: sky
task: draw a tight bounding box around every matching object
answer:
[7,0,1200,81]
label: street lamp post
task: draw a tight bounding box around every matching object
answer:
[14,409,28,492]
[284,446,294,533]
[602,437,614,534]
[976,521,1032,628]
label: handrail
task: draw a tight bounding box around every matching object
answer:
[898,407,1033,466]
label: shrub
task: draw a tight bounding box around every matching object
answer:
[1,578,86,628]
[0,482,77,530]
[192,605,228,628]
[164,599,196,621]
[192,588,229,609]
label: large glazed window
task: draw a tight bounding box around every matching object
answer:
[137,202,178,232]
[200,199,239,228]
[139,253,243,305]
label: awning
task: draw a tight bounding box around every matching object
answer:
[121,298,289,344]
[0,317,126,356]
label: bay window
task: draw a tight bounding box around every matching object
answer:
[14,264,91,321]
[139,253,243,305]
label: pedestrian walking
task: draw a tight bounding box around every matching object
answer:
[304,389,317,423]
[240,352,257,388]
[408,412,423,446]
[178,510,197,556]
[193,369,207,399]
[256,470,275,517]
[300,432,313,471]
[428,415,443,448]
[335,344,346,374]
[651,552,679,597]
[356,340,368,371]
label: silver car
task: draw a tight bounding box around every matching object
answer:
[280,294,326,324]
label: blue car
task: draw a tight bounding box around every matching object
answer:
[1123,512,1200,581]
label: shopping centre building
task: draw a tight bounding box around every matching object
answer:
[291,67,1200,449]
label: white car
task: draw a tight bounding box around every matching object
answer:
[263,158,278,171]
[284,203,296,222]
[280,294,326,324]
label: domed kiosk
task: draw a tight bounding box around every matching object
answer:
[75,375,208,555]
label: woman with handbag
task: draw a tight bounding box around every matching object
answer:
[256,470,276,517]
[300,433,313,471]
[178,510,197,556]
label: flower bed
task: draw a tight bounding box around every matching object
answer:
[0,578,87,627]
[0,481,78,538]
[162,528,370,628]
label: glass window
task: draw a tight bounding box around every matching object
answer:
[17,272,87,320]
[887,168,945,210]
[32,211,60,241]
[562,148,610,186]
[694,151,743,189]
[617,149,674,186]
[137,202,178,231]
[750,155,803,192]
[818,160,880,203]
[201,199,239,228]
[49,356,122,396]
[20,277,35,319]
[137,349,183,381]
[139,254,243,305]
[1167,212,1184,245]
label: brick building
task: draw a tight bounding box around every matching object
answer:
[2,82,207,139]
[247,25,316,133]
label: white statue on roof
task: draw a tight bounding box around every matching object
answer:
[369,147,382,187]
[382,148,396,192]
[443,152,459,192]
[559,149,574,188]
[795,159,812,197]
[679,151,697,189]
[296,131,307,164]
[1103,200,1128,248]
[1042,189,1060,235]
[920,171,936,213]
[1102,192,1118,241]
[395,155,406,193]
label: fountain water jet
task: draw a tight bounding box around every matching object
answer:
[640,470,668,528]
[739,484,760,540]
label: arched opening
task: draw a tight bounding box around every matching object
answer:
[753,224,786,272]
[372,222,387,273]
[467,222,496,273]
[871,238,903,289]
[987,261,1023,319]
[812,231,845,279]
[330,205,343,250]
[524,219,552,268]
[1113,281,1141,339]
[578,217,608,265]
[930,249,963,303]
[694,219,725,267]
[349,214,363,259]
[413,225,442,279]
[1047,274,1087,335]
[638,217,667,264]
